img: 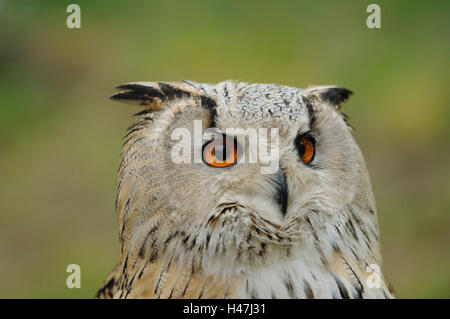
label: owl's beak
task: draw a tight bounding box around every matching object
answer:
[275,167,289,217]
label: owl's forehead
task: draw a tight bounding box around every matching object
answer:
[196,81,310,129]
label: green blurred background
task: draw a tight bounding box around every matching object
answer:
[0,0,449,298]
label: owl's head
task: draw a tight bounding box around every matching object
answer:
[112,81,378,274]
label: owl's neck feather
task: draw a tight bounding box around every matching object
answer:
[115,202,393,298]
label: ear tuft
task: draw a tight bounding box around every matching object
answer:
[306,85,353,110]
[110,82,197,109]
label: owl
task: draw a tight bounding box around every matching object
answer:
[97,80,395,299]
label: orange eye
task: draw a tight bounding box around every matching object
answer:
[296,136,315,164]
[202,138,238,167]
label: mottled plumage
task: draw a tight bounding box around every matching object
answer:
[97,80,394,299]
